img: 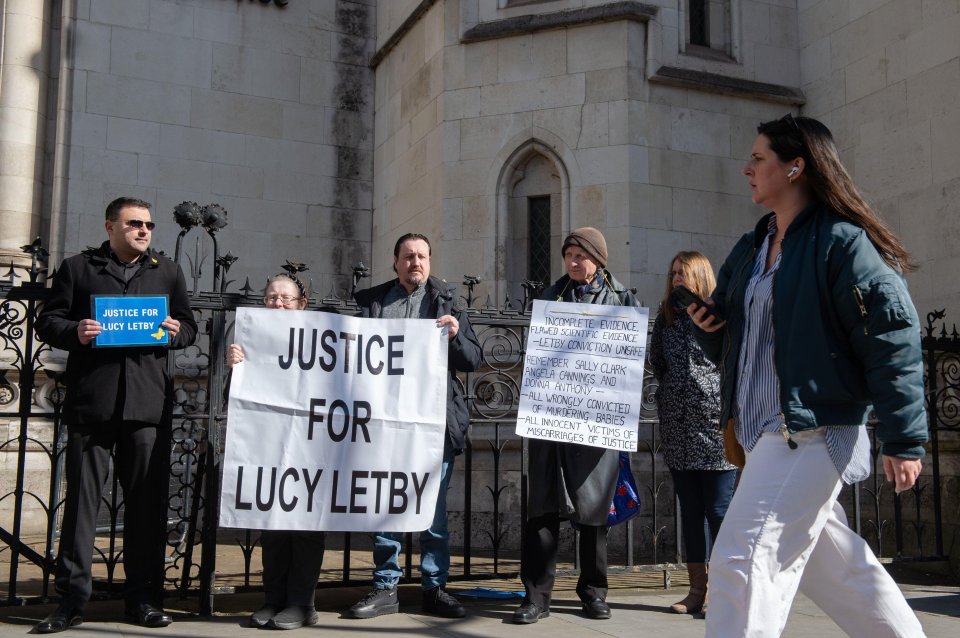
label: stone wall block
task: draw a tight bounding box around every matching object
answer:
[906,59,960,122]
[885,11,960,84]
[531,105,584,151]
[106,117,160,155]
[567,22,627,73]
[109,28,212,88]
[496,30,566,84]
[81,147,139,186]
[576,145,629,185]
[459,113,531,161]
[444,40,498,91]
[629,182,673,232]
[212,44,301,101]
[443,158,490,198]
[86,72,191,126]
[845,50,887,103]
[281,103,328,145]
[70,20,111,74]
[753,43,801,87]
[480,74,586,117]
[194,7,242,45]
[137,154,211,193]
[441,196,463,241]
[90,0,149,29]
[670,108,731,156]
[68,111,107,148]
[741,1,773,47]
[931,110,960,184]
[211,164,264,199]
[585,67,629,104]
[798,0,849,48]
[578,102,609,149]
[299,58,339,108]
[442,87,481,122]
[149,0,195,37]
[158,124,246,164]
[189,88,283,138]
[855,120,931,199]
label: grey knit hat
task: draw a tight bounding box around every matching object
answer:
[561,227,608,268]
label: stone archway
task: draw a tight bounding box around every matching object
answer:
[491,133,577,305]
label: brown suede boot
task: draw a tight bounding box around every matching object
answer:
[670,563,707,614]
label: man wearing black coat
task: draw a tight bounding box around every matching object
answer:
[34,197,197,633]
[346,233,482,620]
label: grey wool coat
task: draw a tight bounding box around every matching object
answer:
[525,270,640,525]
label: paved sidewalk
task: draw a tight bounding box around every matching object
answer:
[2,579,957,637]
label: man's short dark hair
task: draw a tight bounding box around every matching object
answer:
[106,197,152,221]
[393,233,431,258]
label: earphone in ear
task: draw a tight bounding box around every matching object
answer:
[787,166,800,177]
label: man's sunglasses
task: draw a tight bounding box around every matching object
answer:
[126,219,156,230]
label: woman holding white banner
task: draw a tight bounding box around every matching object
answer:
[649,251,736,616]
[513,227,640,625]
[226,274,326,631]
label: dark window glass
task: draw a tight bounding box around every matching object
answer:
[528,196,551,287]
[689,0,708,46]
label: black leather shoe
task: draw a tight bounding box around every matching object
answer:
[268,605,319,630]
[422,586,466,618]
[125,603,173,628]
[346,588,399,619]
[35,604,83,634]
[582,598,612,620]
[511,601,549,624]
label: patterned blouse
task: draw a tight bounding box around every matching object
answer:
[649,310,736,471]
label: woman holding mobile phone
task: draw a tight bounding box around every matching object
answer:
[649,251,736,616]
[689,115,927,637]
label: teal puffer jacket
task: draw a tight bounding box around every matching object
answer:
[694,204,928,459]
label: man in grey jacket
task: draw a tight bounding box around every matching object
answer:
[347,233,482,619]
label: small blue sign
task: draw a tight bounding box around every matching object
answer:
[92,295,170,347]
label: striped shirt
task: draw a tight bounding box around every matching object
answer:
[734,218,870,484]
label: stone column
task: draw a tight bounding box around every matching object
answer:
[0,0,53,269]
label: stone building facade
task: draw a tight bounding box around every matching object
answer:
[1,1,957,306]
[0,0,375,293]
[2,0,959,565]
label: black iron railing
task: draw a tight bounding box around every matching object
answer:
[1,226,951,611]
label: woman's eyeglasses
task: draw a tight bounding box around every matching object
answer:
[264,294,301,304]
[126,219,156,230]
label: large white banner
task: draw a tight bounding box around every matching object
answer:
[220,308,448,532]
[516,300,649,452]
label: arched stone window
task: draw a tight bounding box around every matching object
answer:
[493,137,574,306]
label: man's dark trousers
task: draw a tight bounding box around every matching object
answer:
[521,514,608,608]
[56,420,170,608]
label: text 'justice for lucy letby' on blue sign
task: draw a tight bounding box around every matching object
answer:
[92,295,169,347]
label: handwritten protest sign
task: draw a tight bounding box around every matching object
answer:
[220,308,448,532]
[516,300,649,452]
[91,295,169,347]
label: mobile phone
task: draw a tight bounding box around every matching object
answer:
[671,285,723,323]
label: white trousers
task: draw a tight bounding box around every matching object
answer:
[705,430,925,638]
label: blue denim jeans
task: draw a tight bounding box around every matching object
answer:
[372,443,455,590]
[670,468,737,563]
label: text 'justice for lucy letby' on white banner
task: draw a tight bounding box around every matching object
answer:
[516,300,649,452]
[220,308,448,532]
